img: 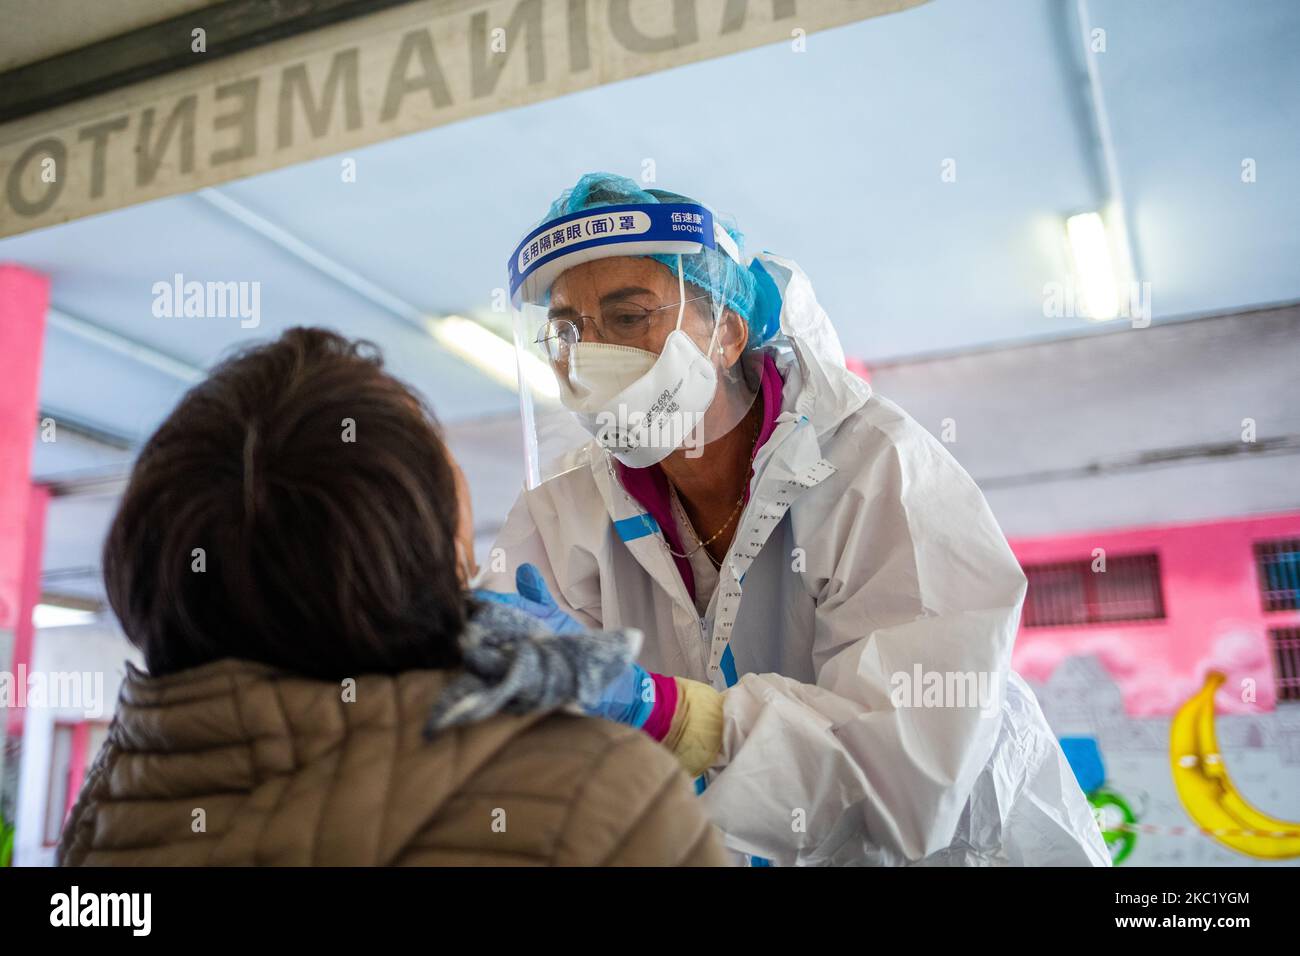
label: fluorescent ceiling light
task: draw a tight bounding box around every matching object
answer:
[427,315,559,402]
[1066,212,1119,321]
[33,604,97,628]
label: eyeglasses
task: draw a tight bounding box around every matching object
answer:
[534,293,713,361]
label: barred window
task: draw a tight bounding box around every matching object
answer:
[1021,553,1165,627]
[1271,627,1300,703]
[1254,538,1300,612]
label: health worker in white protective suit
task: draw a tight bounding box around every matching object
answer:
[477,172,1109,867]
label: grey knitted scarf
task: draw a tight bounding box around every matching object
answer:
[424,600,641,737]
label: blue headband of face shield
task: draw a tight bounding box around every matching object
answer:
[507,193,782,345]
[507,201,732,303]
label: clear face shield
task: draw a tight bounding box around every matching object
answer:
[508,203,760,489]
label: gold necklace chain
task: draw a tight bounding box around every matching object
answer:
[665,409,761,562]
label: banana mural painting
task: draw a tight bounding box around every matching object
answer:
[1170,672,1300,860]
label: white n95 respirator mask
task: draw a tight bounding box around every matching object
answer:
[558,268,720,468]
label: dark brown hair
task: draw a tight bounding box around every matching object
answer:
[104,327,467,679]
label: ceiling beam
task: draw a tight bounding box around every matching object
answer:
[47,306,205,383]
[0,0,421,123]
[976,434,1300,490]
[1070,0,1144,284]
[193,187,431,328]
[36,405,136,451]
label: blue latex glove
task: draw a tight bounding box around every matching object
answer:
[472,563,585,635]
[588,661,657,729]
[473,564,656,728]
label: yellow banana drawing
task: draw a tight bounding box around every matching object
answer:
[1169,671,1300,859]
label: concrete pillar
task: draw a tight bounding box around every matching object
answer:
[0,264,50,863]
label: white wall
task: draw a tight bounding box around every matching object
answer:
[866,304,1300,537]
[13,620,139,867]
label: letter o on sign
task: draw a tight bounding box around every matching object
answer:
[6,137,67,217]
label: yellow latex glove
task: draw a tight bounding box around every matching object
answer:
[662,677,724,777]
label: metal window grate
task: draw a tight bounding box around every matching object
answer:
[1021,553,1165,627]
[1254,538,1300,612]
[1271,627,1300,703]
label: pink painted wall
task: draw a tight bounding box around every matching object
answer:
[7,485,50,741]
[0,265,50,746]
[0,265,49,634]
[1008,511,1300,716]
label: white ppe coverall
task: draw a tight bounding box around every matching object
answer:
[484,254,1109,867]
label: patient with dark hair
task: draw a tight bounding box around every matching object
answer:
[60,327,726,867]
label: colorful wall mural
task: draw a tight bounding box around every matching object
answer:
[1011,512,1300,865]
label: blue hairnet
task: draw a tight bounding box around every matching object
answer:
[539,172,780,345]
